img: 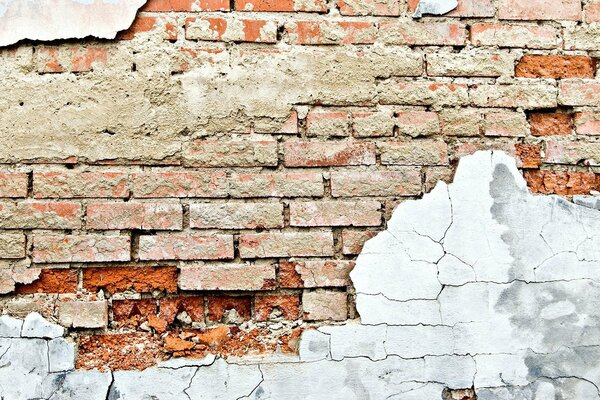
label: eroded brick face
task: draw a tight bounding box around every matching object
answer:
[2,0,600,383]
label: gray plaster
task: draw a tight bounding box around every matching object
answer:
[2,151,600,399]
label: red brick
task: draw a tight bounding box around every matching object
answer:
[70,47,108,72]
[179,264,276,290]
[34,172,129,199]
[498,0,581,20]
[470,23,560,49]
[235,0,327,12]
[76,332,163,370]
[112,299,158,326]
[139,234,234,260]
[524,170,599,195]
[185,17,277,43]
[239,232,334,258]
[286,21,376,45]
[184,139,278,167]
[284,141,376,167]
[279,260,353,288]
[306,110,350,137]
[379,20,467,46]
[341,229,378,255]
[255,294,300,321]
[230,172,324,198]
[118,16,177,40]
[32,235,131,263]
[290,200,381,227]
[159,296,204,324]
[331,170,422,197]
[0,173,28,198]
[530,113,572,136]
[83,266,178,294]
[190,202,284,229]
[516,55,595,79]
[515,144,542,169]
[207,295,252,323]
[142,0,229,11]
[16,269,78,294]
[0,201,82,229]
[408,0,495,17]
[86,202,182,230]
[575,113,600,136]
[132,171,228,198]
[337,0,400,15]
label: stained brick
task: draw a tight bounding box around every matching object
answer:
[306,110,350,137]
[184,139,278,167]
[190,202,284,229]
[516,55,595,79]
[379,21,467,46]
[337,0,400,15]
[341,229,378,255]
[379,140,448,166]
[470,23,560,49]
[235,0,327,12]
[178,264,276,290]
[302,291,347,321]
[34,172,129,199]
[530,113,572,136]
[585,0,600,22]
[0,201,82,229]
[470,84,557,109]
[352,110,395,138]
[239,231,334,258]
[427,50,514,77]
[290,200,381,227]
[279,260,353,288]
[186,17,277,43]
[378,80,469,107]
[32,235,130,263]
[83,266,178,294]
[132,171,228,198]
[0,234,26,259]
[255,294,300,321]
[544,140,600,166]
[286,21,376,45]
[229,172,324,198]
[16,269,78,294]
[59,300,107,329]
[0,173,28,198]
[138,234,234,260]
[396,111,440,138]
[330,170,422,197]
[441,109,482,137]
[70,47,108,72]
[284,141,376,167]
[559,82,600,106]
[575,113,600,136]
[483,111,528,137]
[498,0,581,20]
[86,202,183,230]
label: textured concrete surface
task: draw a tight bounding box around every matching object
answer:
[2,151,600,399]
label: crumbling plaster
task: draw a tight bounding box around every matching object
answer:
[2,151,599,399]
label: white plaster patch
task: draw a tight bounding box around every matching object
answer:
[0,0,147,47]
[413,0,458,17]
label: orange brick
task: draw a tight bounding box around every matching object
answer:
[525,170,599,195]
[515,144,541,169]
[83,266,178,294]
[516,55,595,79]
[0,173,28,198]
[16,269,78,294]
[118,16,177,40]
[255,294,300,321]
[185,17,277,43]
[142,0,229,11]
[530,113,572,136]
[235,0,327,12]
[286,21,376,45]
[207,295,252,322]
[70,47,108,72]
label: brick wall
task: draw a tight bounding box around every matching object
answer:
[1,0,600,369]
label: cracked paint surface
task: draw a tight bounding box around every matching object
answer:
[2,150,600,399]
[0,0,147,47]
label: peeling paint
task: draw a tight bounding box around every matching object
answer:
[412,0,458,18]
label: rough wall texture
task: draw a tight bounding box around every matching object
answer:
[2,0,600,397]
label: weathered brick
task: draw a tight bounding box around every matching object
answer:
[379,21,467,46]
[0,201,81,229]
[0,234,26,259]
[207,295,251,323]
[190,202,284,229]
[280,260,354,288]
[575,113,600,136]
[483,111,528,137]
[286,21,377,45]
[341,229,378,255]
[132,171,228,198]
[428,50,514,78]
[337,0,400,15]
[470,23,560,49]
[290,200,381,227]
[515,144,541,169]
[16,269,78,294]
[424,167,454,193]
[86,202,182,230]
[408,0,495,17]
[306,110,350,137]
[441,109,482,137]
[396,111,440,138]
[83,266,178,294]
[112,299,157,325]
[560,81,600,106]
[159,296,204,325]
[585,0,600,22]
[70,47,108,73]
[229,172,324,197]
[378,80,469,107]
[178,263,276,290]
[470,84,557,109]
[138,234,234,260]
[284,141,376,167]
[36,47,62,73]
[352,110,395,138]
[530,113,572,136]
[118,15,177,41]
[34,172,129,199]
[379,140,448,166]
[525,170,599,195]
[302,291,347,321]
[235,0,327,12]
[544,140,600,166]
[184,139,278,167]
[331,170,422,197]
[142,0,229,11]
[32,235,131,263]
[255,294,300,321]
[498,0,581,20]
[186,17,277,43]
[239,231,334,258]
[0,173,28,198]
[59,300,107,329]
[516,55,595,79]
